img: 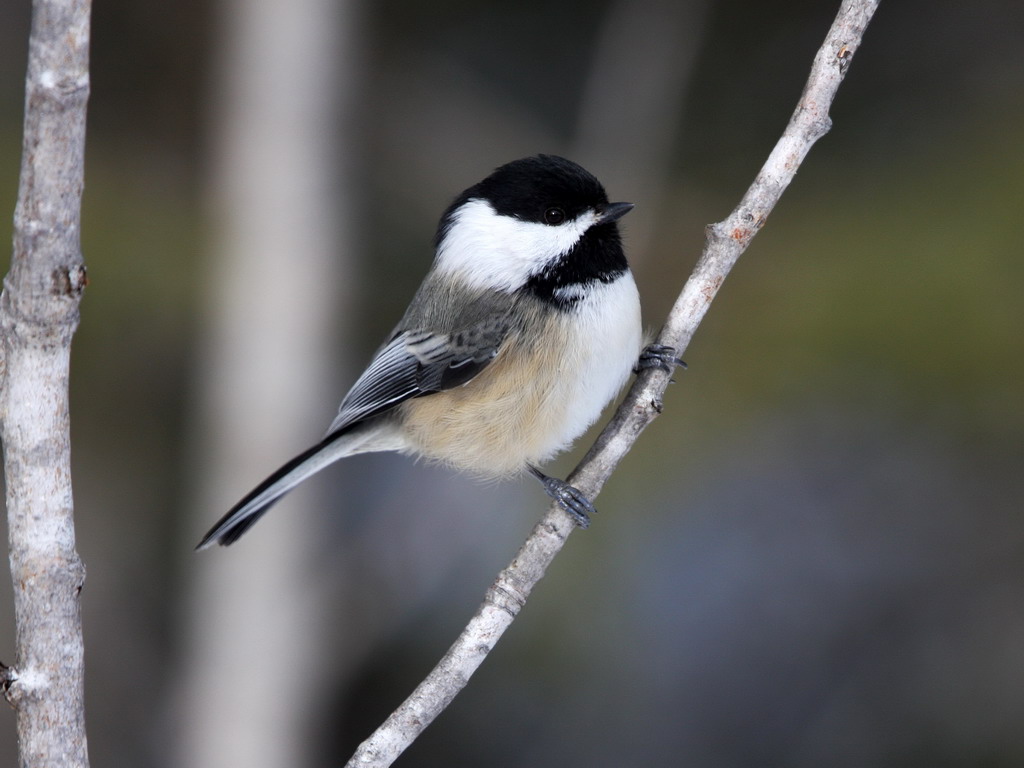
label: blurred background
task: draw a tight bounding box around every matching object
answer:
[2,0,1023,765]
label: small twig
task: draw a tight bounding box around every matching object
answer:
[345,2,881,765]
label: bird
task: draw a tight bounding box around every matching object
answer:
[197,154,677,549]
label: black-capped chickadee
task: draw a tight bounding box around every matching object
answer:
[198,155,675,549]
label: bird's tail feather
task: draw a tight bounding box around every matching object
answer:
[196,425,369,550]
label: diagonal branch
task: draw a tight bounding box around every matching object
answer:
[345,1,881,765]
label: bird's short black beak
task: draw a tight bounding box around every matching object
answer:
[597,201,634,224]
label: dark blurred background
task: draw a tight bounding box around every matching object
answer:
[2,1,1023,766]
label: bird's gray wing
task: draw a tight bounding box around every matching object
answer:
[326,318,510,435]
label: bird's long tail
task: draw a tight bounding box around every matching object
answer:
[196,423,376,549]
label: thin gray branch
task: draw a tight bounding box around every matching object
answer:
[1,1,92,766]
[345,2,881,765]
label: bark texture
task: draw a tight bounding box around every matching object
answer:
[1,1,92,767]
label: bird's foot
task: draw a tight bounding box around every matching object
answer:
[636,344,687,374]
[528,466,594,529]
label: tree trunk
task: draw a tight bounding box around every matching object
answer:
[1,1,92,766]
[175,0,362,765]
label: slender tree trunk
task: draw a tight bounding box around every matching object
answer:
[573,0,709,259]
[1,1,92,767]
[176,0,361,766]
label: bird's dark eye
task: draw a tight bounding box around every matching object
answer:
[543,207,566,225]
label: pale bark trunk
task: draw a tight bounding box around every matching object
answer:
[1,1,92,766]
[175,0,361,766]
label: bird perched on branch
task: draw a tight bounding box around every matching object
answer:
[198,154,677,549]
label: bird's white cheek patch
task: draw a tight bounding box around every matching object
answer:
[435,199,594,293]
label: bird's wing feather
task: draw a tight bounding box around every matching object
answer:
[326,317,510,434]
[198,316,512,549]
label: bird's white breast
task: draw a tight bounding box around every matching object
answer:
[398,273,642,476]
[550,273,642,454]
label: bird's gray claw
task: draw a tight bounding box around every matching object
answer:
[529,466,594,528]
[636,344,686,374]
[551,482,595,529]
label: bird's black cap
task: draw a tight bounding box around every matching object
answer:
[436,155,615,244]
